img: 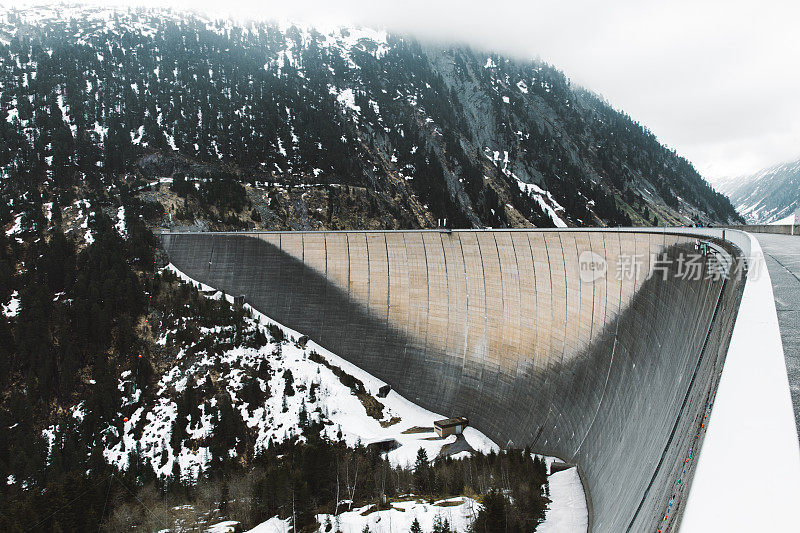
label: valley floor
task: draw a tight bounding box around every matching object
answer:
[207,466,587,533]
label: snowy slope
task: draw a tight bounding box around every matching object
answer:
[538,467,588,533]
[715,157,800,223]
[311,497,480,533]
[240,484,587,533]
[100,263,498,480]
[169,265,587,532]
[241,490,586,533]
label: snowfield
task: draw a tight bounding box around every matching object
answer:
[2,290,19,318]
[102,263,500,480]
[537,467,588,533]
[168,264,498,468]
[167,264,588,532]
[312,497,481,533]
[240,487,587,533]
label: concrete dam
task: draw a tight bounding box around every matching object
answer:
[161,229,747,532]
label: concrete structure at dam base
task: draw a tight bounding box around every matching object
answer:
[160,228,800,532]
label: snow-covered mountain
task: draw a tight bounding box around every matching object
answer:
[715,157,800,223]
[0,3,742,230]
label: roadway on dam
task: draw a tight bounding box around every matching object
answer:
[754,232,800,432]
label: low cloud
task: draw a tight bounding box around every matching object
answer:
[17,0,800,180]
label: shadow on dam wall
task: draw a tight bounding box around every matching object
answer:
[160,230,746,532]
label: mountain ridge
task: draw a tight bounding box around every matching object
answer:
[0,3,743,232]
[714,157,800,223]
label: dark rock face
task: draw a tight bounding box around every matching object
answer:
[161,229,745,532]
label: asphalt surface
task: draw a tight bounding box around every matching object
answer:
[755,233,800,434]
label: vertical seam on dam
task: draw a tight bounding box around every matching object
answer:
[588,235,596,350]
[439,234,451,375]
[346,234,351,301]
[400,232,411,375]
[493,233,505,377]
[422,234,431,370]
[365,233,371,314]
[385,234,390,329]
[543,235,554,376]
[458,233,470,365]
[510,234,524,380]
[526,233,539,376]
[477,234,488,384]
[558,233,568,368]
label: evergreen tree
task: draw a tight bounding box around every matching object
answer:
[413,448,430,495]
[472,489,507,533]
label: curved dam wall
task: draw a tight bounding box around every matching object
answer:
[161,230,746,532]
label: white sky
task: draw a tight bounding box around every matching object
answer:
[10,0,800,181]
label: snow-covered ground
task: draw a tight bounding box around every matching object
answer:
[5,214,22,236]
[156,264,498,470]
[538,467,588,533]
[769,212,795,226]
[239,490,585,533]
[2,290,19,318]
[682,231,800,531]
[239,487,587,533]
[170,264,588,532]
[311,497,479,533]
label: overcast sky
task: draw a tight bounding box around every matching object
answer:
[14,0,800,182]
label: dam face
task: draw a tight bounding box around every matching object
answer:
[161,230,746,532]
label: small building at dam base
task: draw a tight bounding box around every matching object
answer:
[434,417,469,438]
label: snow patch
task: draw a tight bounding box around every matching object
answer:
[2,291,19,318]
[115,206,127,237]
[6,214,22,236]
[331,87,361,113]
[270,497,480,533]
[538,467,588,533]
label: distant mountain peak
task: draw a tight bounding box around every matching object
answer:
[717,157,800,223]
